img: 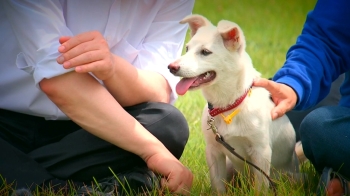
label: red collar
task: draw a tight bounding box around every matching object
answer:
[208,84,253,117]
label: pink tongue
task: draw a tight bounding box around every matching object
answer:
[176,77,198,95]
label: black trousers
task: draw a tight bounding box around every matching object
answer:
[0,102,189,189]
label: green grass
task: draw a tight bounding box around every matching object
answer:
[175,0,319,195]
[1,0,320,195]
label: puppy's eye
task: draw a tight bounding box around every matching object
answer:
[185,46,188,53]
[201,49,212,56]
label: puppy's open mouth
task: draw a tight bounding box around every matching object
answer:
[176,71,216,95]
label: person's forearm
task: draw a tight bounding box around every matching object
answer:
[103,55,171,107]
[39,71,170,161]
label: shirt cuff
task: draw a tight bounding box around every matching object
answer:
[274,76,305,109]
[16,47,74,87]
[136,42,182,104]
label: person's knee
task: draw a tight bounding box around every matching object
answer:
[298,107,329,170]
[299,106,337,153]
[146,102,189,159]
[299,107,329,140]
[159,103,189,155]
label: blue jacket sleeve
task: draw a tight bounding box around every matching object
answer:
[273,0,350,110]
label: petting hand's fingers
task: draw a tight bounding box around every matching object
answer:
[271,101,289,120]
[58,31,101,53]
[254,78,297,119]
[253,78,280,94]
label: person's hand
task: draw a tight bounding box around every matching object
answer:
[56,31,116,81]
[253,78,298,120]
[146,153,193,195]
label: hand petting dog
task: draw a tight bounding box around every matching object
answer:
[253,78,298,120]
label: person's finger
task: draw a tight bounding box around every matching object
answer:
[254,78,298,120]
[57,41,100,64]
[271,101,289,120]
[161,178,190,196]
[58,31,99,53]
[160,173,179,192]
[73,61,109,74]
[62,51,100,69]
[59,36,71,44]
[253,78,280,95]
[160,177,170,192]
[161,170,192,195]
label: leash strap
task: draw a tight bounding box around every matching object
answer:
[207,116,277,195]
[215,135,277,195]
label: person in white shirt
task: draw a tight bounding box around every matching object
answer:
[0,0,194,195]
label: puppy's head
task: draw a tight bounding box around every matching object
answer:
[168,14,247,95]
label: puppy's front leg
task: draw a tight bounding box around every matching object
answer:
[206,144,227,193]
[250,146,272,191]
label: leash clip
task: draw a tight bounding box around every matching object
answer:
[207,116,222,139]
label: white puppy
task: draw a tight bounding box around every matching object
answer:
[169,15,299,193]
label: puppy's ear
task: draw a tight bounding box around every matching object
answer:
[180,14,212,37]
[217,20,246,53]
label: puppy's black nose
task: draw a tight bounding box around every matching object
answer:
[168,62,180,74]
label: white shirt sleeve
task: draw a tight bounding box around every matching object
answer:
[3,0,74,86]
[3,0,194,104]
[132,0,195,104]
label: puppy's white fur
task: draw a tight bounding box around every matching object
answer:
[170,15,299,193]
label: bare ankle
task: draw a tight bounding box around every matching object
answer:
[327,178,345,196]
